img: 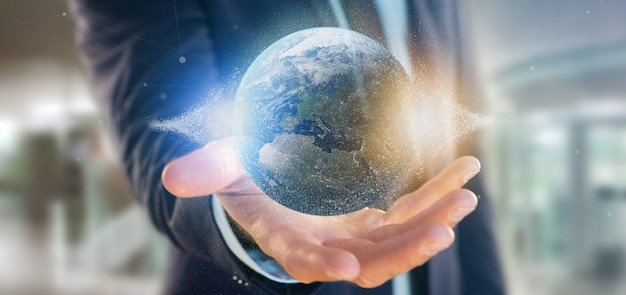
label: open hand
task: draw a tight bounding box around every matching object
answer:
[162,137,480,288]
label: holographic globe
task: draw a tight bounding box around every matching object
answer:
[233,27,414,215]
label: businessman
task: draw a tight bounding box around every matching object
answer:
[70,0,506,294]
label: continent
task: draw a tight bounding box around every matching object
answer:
[293,118,361,153]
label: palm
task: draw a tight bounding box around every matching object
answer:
[163,137,480,288]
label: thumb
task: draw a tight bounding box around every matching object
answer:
[162,137,245,197]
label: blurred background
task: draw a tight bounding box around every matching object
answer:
[1,0,625,294]
[0,0,169,294]
[465,1,626,295]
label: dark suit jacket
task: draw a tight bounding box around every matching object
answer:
[69,0,506,294]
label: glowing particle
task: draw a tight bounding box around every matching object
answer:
[152,28,496,216]
[62,12,67,16]
[586,10,590,14]
[143,83,148,87]
[179,56,186,63]
[150,92,233,143]
[530,66,535,71]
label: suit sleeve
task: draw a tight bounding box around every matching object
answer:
[70,0,218,258]
[68,0,321,293]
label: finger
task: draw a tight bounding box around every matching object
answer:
[384,156,480,224]
[162,137,245,197]
[281,241,361,283]
[330,224,454,288]
[421,188,478,228]
[265,227,360,283]
[367,189,477,243]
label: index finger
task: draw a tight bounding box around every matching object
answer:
[384,156,481,224]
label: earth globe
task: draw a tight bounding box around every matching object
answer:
[233,27,416,216]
